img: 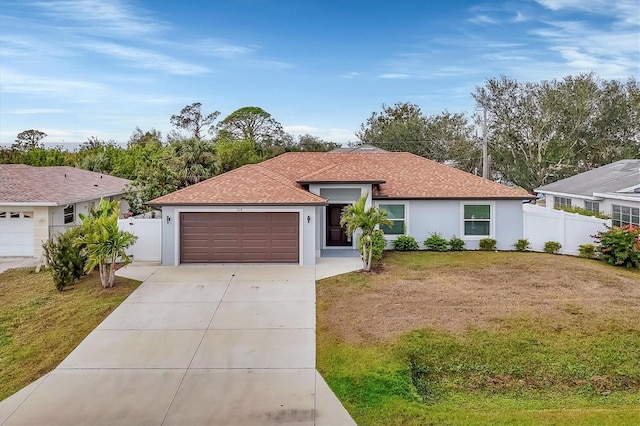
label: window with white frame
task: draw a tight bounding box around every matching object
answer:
[612,204,639,227]
[378,204,405,235]
[554,196,572,209]
[584,200,599,213]
[63,205,75,224]
[463,204,491,236]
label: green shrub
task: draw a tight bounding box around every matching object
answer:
[555,205,610,220]
[448,236,465,251]
[544,241,562,254]
[578,243,596,259]
[424,233,448,252]
[360,230,387,265]
[593,225,640,268]
[393,235,419,251]
[479,238,497,251]
[42,226,87,291]
[514,238,531,252]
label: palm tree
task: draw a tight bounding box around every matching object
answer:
[340,192,392,271]
[78,199,138,288]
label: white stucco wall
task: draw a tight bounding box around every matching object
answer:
[375,199,524,251]
[160,205,317,266]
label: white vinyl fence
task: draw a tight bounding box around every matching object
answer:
[523,204,611,255]
[118,218,162,261]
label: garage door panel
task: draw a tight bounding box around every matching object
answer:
[0,218,34,257]
[180,212,298,263]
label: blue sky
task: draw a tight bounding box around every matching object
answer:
[1,0,638,146]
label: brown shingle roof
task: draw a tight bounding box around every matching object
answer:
[149,152,532,205]
[0,165,131,205]
[148,164,327,205]
[297,163,385,184]
[261,152,531,199]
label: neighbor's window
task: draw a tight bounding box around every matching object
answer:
[0,212,5,218]
[584,200,599,213]
[554,196,572,209]
[612,204,640,227]
[378,204,405,235]
[463,204,491,236]
[64,205,75,224]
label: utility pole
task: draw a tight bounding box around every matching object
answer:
[482,108,489,179]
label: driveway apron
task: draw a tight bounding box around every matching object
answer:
[0,264,355,426]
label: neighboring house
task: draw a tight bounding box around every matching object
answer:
[535,159,640,228]
[0,165,131,258]
[149,151,532,266]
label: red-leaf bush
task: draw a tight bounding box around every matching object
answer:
[593,225,640,268]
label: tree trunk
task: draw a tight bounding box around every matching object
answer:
[362,241,372,272]
[98,262,107,288]
[107,256,117,287]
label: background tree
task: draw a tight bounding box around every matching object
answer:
[215,139,260,173]
[296,134,341,152]
[473,73,640,192]
[168,138,217,186]
[218,106,286,149]
[357,103,480,172]
[12,129,47,151]
[170,102,220,140]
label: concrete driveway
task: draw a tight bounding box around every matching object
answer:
[0,262,358,426]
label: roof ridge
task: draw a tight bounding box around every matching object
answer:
[249,164,327,202]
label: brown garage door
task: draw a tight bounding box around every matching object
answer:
[180,212,299,263]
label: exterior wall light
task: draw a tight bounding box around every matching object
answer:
[307,215,311,224]
[166,216,171,224]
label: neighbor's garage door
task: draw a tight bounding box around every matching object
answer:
[0,215,34,256]
[180,212,299,263]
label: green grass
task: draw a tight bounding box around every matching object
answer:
[0,267,140,401]
[317,251,640,425]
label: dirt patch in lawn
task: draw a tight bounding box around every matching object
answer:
[317,252,640,344]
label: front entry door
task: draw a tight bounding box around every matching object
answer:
[326,204,351,246]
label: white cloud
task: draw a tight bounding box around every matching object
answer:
[379,73,410,79]
[0,69,107,98]
[32,0,168,37]
[339,72,362,79]
[512,11,527,22]
[535,0,639,24]
[467,14,500,24]
[76,41,209,75]
[6,108,68,114]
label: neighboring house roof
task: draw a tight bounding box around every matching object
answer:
[331,144,388,153]
[535,159,640,200]
[150,151,531,206]
[0,164,131,206]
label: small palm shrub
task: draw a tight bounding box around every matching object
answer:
[514,238,531,252]
[544,241,562,254]
[424,233,448,252]
[578,243,596,259]
[593,225,640,268]
[393,235,419,251]
[448,236,465,251]
[479,238,497,251]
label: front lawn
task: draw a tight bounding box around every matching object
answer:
[317,251,640,425]
[0,268,140,401]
